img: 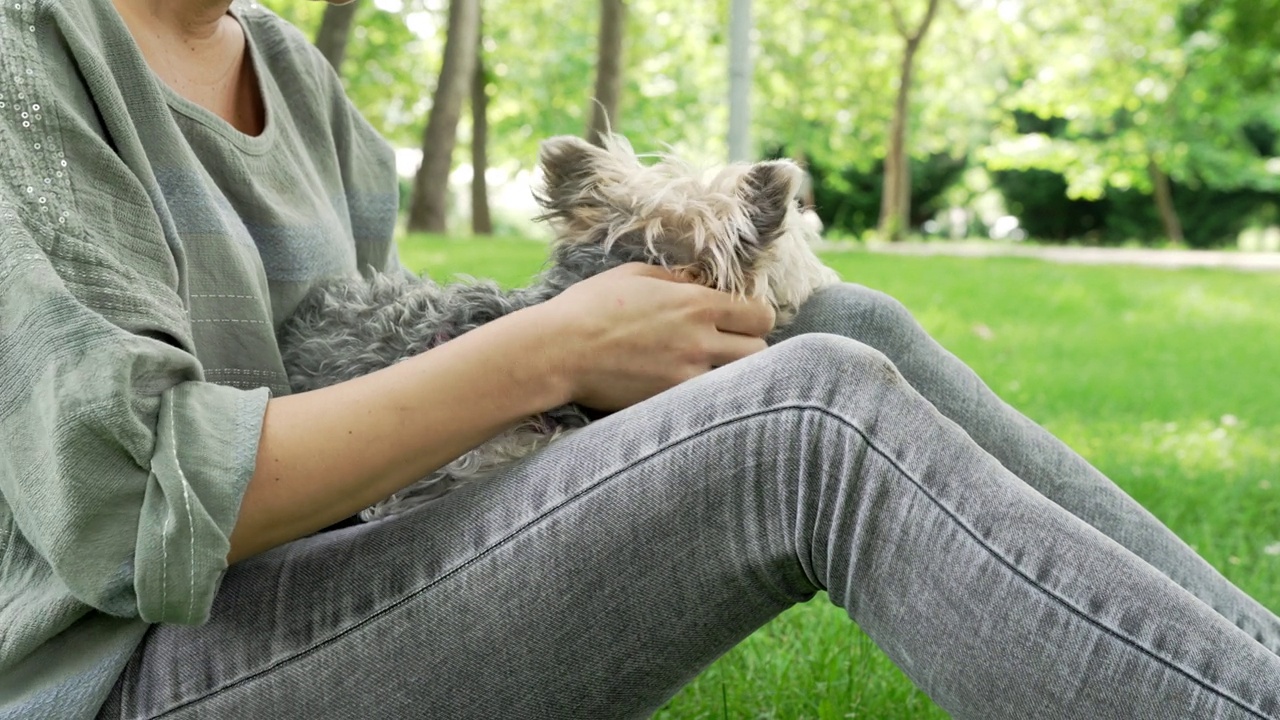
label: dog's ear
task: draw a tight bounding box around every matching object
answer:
[535,136,612,216]
[738,160,802,245]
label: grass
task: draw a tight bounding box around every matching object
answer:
[401,233,1280,718]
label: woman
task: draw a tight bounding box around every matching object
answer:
[0,0,1276,718]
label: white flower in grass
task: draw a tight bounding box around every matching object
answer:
[1264,543,1280,557]
[1220,414,1239,427]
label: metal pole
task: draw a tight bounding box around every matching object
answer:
[728,0,752,162]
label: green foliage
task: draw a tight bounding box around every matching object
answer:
[1106,185,1280,248]
[991,108,1280,247]
[255,0,1002,171]
[257,0,443,146]
[751,0,1009,174]
[255,0,1280,244]
[994,168,1108,241]
[399,233,1280,718]
[807,153,968,236]
[985,0,1280,205]
[995,168,1280,247]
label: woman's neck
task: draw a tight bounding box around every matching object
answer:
[110,0,266,136]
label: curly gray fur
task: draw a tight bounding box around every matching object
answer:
[277,134,840,520]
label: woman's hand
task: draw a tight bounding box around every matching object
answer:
[532,263,777,411]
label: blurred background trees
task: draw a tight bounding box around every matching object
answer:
[405,0,479,232]
[261,0,1280,247]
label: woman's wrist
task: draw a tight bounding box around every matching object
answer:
[512,302,584,409]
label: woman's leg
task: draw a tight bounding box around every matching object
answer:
[775,283,1280,653]
[101,336,1279,720]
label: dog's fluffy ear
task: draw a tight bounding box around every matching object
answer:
[738,160,802,245]
[535,136,613,217]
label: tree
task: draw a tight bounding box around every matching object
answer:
[315,0,362,73]
[1149,158,1185,245]
[877,0,942,241]
[586,0,628,146]
[408,0,482,233]
[983,0,1280,245]
[472,8,493,235]
[274,0,1280,247]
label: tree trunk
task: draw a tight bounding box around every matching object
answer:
[1148,159,1184,245]
[407,0,481,234]
[877,0,941,242]
[878,41,918,241]
[586,0,627,146]
[315,0,361,74]
[727,0,752,162]
[471,21,493,236]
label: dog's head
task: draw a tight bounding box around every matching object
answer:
[535,134,838,318]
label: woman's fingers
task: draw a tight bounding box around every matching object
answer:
[705,292,777,339]
[702,332,770,368]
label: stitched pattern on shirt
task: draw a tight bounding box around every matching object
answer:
[165,398,198,622]
[192,318,269,325]
[206,368,290,394]
[0,209,45,287]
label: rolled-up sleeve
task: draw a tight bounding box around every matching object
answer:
[0,232,269,626]
[133,381,269,624]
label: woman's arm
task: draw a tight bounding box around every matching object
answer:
[230,302,566,563]
[228,263,775,563]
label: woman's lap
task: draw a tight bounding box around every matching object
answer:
[102,337,828,719]
[100,286,1280,720]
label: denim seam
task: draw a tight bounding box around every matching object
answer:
[149,402,1266,719]
[148,403,800,717]
[814,403,1270,719]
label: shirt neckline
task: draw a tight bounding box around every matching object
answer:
[156,7,280,156]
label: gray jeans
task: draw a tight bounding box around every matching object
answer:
[100,284,1280,719]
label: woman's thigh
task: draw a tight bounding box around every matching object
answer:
[101,339,826,720]
[101,334,1280,720]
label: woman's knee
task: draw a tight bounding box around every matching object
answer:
[753,333,905,405]
[612,333,903,468]
[783,283,922,350]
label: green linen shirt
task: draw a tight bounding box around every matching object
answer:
[0,1,400,717]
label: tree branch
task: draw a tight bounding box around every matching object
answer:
[887,0,909,38]
[909,0,942,44]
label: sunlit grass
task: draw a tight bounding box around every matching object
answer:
[401,233,1280,718]
[397,233,551,287]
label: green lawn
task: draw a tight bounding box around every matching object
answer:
[402,233,1280,719]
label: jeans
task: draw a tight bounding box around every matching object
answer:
[100,284,1280,719]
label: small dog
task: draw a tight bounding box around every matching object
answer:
[278,134,841,520]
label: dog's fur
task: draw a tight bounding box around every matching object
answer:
[278,134,840,520]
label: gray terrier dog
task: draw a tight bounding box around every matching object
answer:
[278,134,841,520]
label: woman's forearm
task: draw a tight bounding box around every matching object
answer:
[228,262,776,563]
[228,305,572,563]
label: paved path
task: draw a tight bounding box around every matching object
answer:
[815,240,1280,273]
